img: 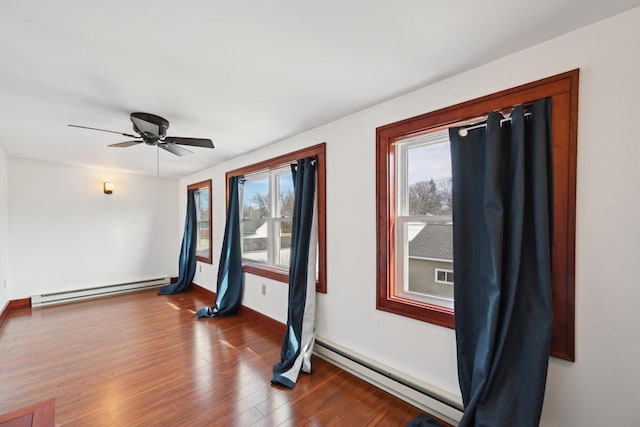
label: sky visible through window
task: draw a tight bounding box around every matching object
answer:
[243,179,268,202]
[243,171,294,204]
[407,141,452,186]
[279,172,294,197]
[196,190,208,211]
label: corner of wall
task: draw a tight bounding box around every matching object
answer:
[0,147,9,311]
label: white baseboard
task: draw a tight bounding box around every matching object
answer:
[314,337,463,426]
[31,277,170,307]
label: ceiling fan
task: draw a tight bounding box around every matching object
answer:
[68,112,214,157]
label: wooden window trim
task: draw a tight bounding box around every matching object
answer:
[226,143,327,293]
[188,179,213,264]
[376,70,578,361]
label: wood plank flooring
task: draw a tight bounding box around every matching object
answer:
[0,289,423,426]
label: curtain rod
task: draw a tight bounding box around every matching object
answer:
[458,112,532,137]
[238,157,316,181]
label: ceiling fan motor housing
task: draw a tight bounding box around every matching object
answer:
[131,112,169,142]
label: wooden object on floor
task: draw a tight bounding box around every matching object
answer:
[0,399,55,427]
[0,289,425,426]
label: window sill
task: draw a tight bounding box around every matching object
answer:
[377,295,454,329]
[196,256,213,264]
[243,264,289,283]
[242,263,324,292]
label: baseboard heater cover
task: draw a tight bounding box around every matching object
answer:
[31,277,170,307]
[314,337,463,426]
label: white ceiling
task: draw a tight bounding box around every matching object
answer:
[1,1,638,178]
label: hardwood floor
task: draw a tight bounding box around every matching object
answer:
[0,289,423,426]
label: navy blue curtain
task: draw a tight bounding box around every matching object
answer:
[272,157,318,388]
[158,189,197,295]
[449,99,553,426]
[196,176,244,318]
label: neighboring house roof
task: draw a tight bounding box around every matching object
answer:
[409,224,453,260]
[242,218,267,236]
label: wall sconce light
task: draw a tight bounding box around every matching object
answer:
[103,181,114,194]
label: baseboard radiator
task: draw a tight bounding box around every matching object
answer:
[314,338,464,426]
[31,277,170,308]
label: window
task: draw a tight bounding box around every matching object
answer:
[241,166,294,268]
[376,70,578,361]
[189,179,212,264]
[395,129,454,309]
[435,269,454,285]
[226,143,327,293]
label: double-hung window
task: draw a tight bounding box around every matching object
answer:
[189,179,212,264]
[227,143,327,293]
[395,129,454,309]
[242,166,294,269]
[377,70,578,360]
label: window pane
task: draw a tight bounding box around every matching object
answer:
[276,219,292,267]
[406,138,452,216]
[242,177,269,263]
[400,220,454,307]
[396,131,454,308]
[195,188,210,258]
[242,217,268,263]
[243,177,269,218]
[277,171,294,218]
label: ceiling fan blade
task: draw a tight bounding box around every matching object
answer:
[164,137,214,148]
[108,140,143,148]
[159,143,193,157]
[68,124,138,139]
[131,115,161,138]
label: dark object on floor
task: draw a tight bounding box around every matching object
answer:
[407,412,446,426]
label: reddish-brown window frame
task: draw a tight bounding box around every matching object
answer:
[226,143,327,293]
[376,70,578,361]
[189,179,213,264]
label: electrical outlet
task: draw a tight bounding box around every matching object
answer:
[261,284,267,295]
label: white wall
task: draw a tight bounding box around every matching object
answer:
[181,8,640,426]
[0,147,8,312]
[8,158,180,299]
